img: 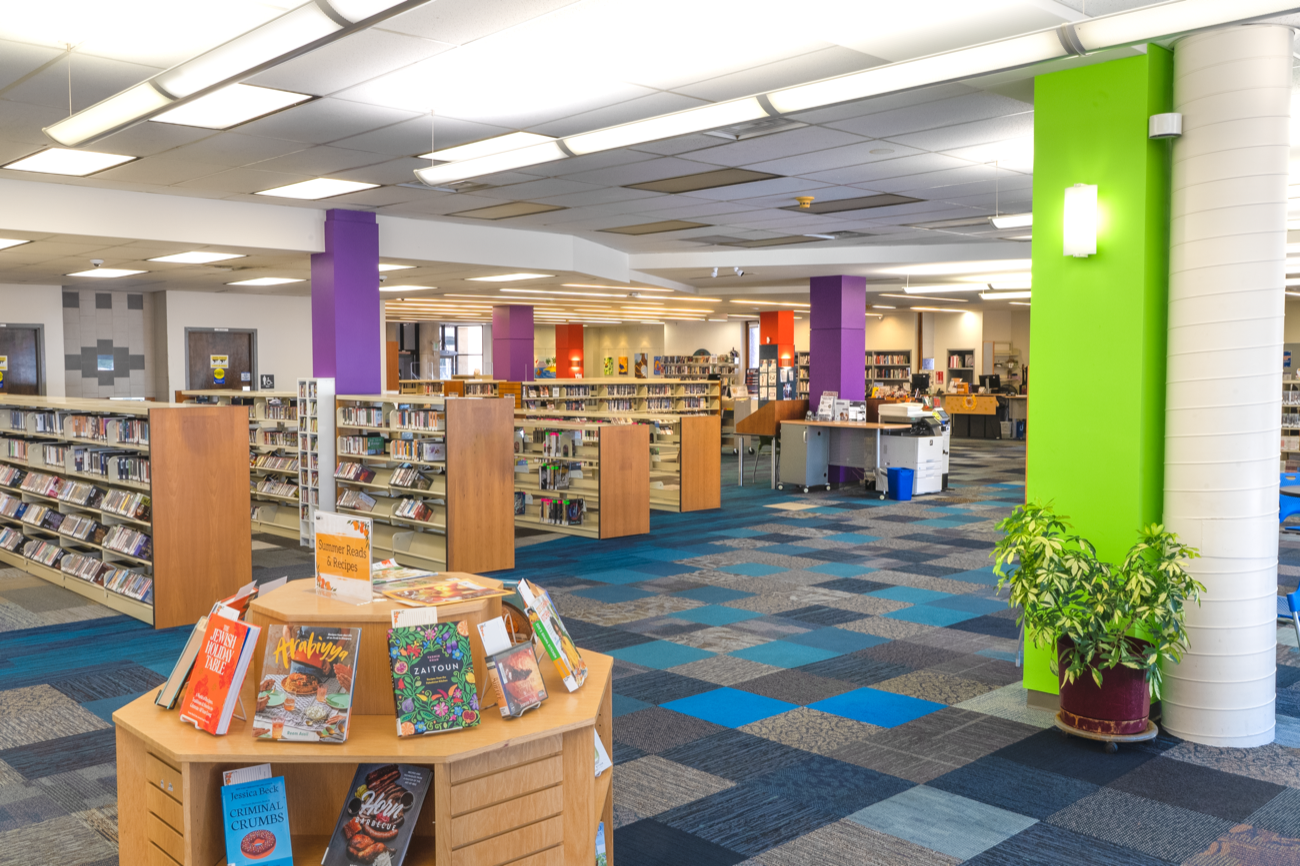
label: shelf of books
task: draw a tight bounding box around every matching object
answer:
[520,379,721,417]
[946,349,976,384]
[397,379,462,397]
[797,351,811,399]
[0,397,249,628]
[1283,378,1300,471]
[649,414,722,513]
[867,350,913,386]
[297,378,336,548]
[180,390,302,540]
[658,354,738,383]
[335,394,514,573]
[115,576,614,866]
[513,418,649,539]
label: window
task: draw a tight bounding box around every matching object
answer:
[747,321,760,370]
[438,324,484,378]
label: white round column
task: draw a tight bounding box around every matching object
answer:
[1162,24,1292,747]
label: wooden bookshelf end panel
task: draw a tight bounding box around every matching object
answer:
[150,405,252,629]
[447,398,514,574]
[680,415,721,513]
[597,425,650,539]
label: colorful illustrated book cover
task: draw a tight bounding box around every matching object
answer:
[596,821,607,866]
[220,775,293,866]
[178,613,260,735]
[322,764,432,866]
[490,641,548,718]
[381,575,507,607]
[252,625,359,744]
[371,559,434,587]
[516,578,588,692]
[388,621,480,736]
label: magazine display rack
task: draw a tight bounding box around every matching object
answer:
[0,396,250,628]
[178,390,301,539]
[114,579,614,866]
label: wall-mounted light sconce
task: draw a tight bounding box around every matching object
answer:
[1063,183,1097,258]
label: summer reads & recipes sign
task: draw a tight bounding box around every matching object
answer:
[314,511,372,604]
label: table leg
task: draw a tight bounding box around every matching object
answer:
[771,439,777,490]
[875,429,882,490]
[738,438,744,487]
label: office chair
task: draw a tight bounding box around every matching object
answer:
[1282,472,1300,529]
[1281,586,1300,648]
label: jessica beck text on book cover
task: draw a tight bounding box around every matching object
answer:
[221,776,293,866]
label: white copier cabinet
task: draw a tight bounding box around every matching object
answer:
[875,404,951,496]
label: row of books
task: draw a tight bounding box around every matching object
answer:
[252,454,298,472]
[9,409,59,434]
[72,447,151,484]
[0,526,23,551]
[102,488,150,520]
[870,353,911,365]
[0,465,22,487]
[0,493,23,519]
[117,418,150,445]
[533,495,585,526]
[338,489,377,512]
[21,504,63,531]
[263,399,292,420]
[102,525,152,560]
[391,409,444,432]
[605,399,635,411]
[3,437,26,459]
[41,444,67,466]
[390,466,430,489]
[59,480,101,507]
[340,406,385,427]
[337,435,385,456]
[522,400,591,412]
[949,353,976,368]
[23,539,63,567]
[103,566,153,601]
[392,498,436,523]
[388,438,445,462]
[66,414,111,442]
[20,471,62,498]
[335,461,375,482]
[255,479,298,499]
[538,463,578,490]
[59,514,101,542]
[259,430,296,447]
[645,397,672,411]
[607,384,636,396]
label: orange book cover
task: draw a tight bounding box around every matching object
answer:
[179,613,259,735]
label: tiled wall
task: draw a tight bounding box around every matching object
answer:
[62,290,157,399]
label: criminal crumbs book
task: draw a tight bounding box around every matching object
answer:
[178,613,260,735]
[252,625,359,744]
[322,764,432,866]
[388,621,480,736]
[220,775,292,866]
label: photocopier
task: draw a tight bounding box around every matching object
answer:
[875,403,951,496]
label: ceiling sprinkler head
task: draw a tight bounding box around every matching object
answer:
[795,196,815,209]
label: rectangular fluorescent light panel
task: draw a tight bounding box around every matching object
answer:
[0,239,30,251]
[901,285,983,294]
[980,291,1032,300]
[378,263,414,271]
[990,212,1033,229]
[600,220,709,236]
[256,178,378,200]
[149,251,245,264]
[150,84,310,129]
[419,132,555,162]
[449,201,565,220]
[565,98,769,155]
[626,168,779,194]
[66,268,146,278]
[4,148,136,176]
[468,273,553,282]
[414,141,567,186]
[226,277,304,286]
[781,193,922,214]
[1063,184,1098,257]
[880,293,967,302]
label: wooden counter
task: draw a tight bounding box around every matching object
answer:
[935,394,1000,415]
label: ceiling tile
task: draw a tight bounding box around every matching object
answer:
[744,141,926,177]
[886,112,1034,153]
[97,122,214,157]
[530,91,709,139]
[825,92,1034,139]
[95,156,227,186]
[333,157,429,185]
[331,116,511,157]
[319,186,428,208]
[4,54,161,111]
[473,177,601,201]
[630,133,728,157]
[378,0,583,46]
[251,145,390,176]
[784,82,977,125]
[685,176,832,202]
[0,98,74,145]
[163,132,309,168]
[804,152,972,186]
[558,156,721,188]
[172,168,312,195]
[0,39,63,90]
[674,45,883,103]
[682,126,869,168]
[248,30,454,97]
[533,186,665,208]
[868,166,1012,195]
[235,98,422,145]
[528,150,658,178]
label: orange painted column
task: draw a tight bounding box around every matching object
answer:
[555,323,584,377]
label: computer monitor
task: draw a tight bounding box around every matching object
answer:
[979,374,1001,391]
[910,373,931,392]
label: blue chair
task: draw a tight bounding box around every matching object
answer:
[1281,586,1300,648]
[1282,473,1300,529]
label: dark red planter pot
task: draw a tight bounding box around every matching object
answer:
[1057,636,1151,736]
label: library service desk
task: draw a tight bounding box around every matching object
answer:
[114,581,615,866]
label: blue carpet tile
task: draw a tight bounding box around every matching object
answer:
[11,442,1300,866]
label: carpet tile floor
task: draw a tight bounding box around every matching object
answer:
[5,441,1300,863]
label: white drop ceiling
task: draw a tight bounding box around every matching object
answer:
[0,0,1297,319]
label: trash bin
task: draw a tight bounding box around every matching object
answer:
[887,467,913,501]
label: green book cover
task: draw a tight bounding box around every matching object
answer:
[388,621,480,736]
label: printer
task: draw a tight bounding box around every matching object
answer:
[875,405,950,496]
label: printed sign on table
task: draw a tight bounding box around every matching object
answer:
[314,511,372,605]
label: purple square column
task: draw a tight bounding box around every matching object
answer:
[810,275,867,483]
[311,209,381,394]
[492,305,534,382]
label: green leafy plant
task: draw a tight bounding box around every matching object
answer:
[992,501,1203,698]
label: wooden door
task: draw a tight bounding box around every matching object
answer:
[187,330,253,390]
[0,326,41,395]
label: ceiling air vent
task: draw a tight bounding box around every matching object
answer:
[703,117,808,141]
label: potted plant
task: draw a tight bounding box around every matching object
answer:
[993,502,1203,736]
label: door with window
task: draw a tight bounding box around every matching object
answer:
[187,329,255,390]
[0,325,42,395]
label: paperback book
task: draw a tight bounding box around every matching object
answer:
[322,764,432,866]
[252,625,359,744]
[381,575,508,607]
[388,621,480,736]
[220,775,293,866]
[490,641,548,718]
[517,578,588,692]
[178,613,260,735]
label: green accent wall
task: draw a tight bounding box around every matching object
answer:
[1023,49,1173,693]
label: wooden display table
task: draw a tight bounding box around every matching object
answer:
[115,586,614,866]
[936,394,999,415]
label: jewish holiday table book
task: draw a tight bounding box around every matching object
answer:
[322,764,432,866]
[178,613,260,735]
[388,621,480,735]
[253,624,359,744]
[517,578,588,692]
[220,775,293,866]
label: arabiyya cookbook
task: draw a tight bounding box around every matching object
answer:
[388,621,480,736]
[252,625,359,744]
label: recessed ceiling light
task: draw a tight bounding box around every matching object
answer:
[418,132,556,162]
[468,273,553,282]
[990,212,1033,229]
[149,251,245,264]
[910,307,968,313]
[380,285,435,292]
[781,193,921,215]
[729,300,810,307]
[66,268,146,278]
[562,284,675,293]
[900,285,983,294]
[450,201,565,220]
[226,277,304,286]
[4,148,135,176]
[880,293,967,302]
[1009,302,1031,307]
[872,305,896,309]
[0,239,30,251]
[625,169,779,194]
[378,264,414,272]
[150,84,310,130]
[255,179,379,200]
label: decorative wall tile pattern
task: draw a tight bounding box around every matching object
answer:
[61,291,156,399]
